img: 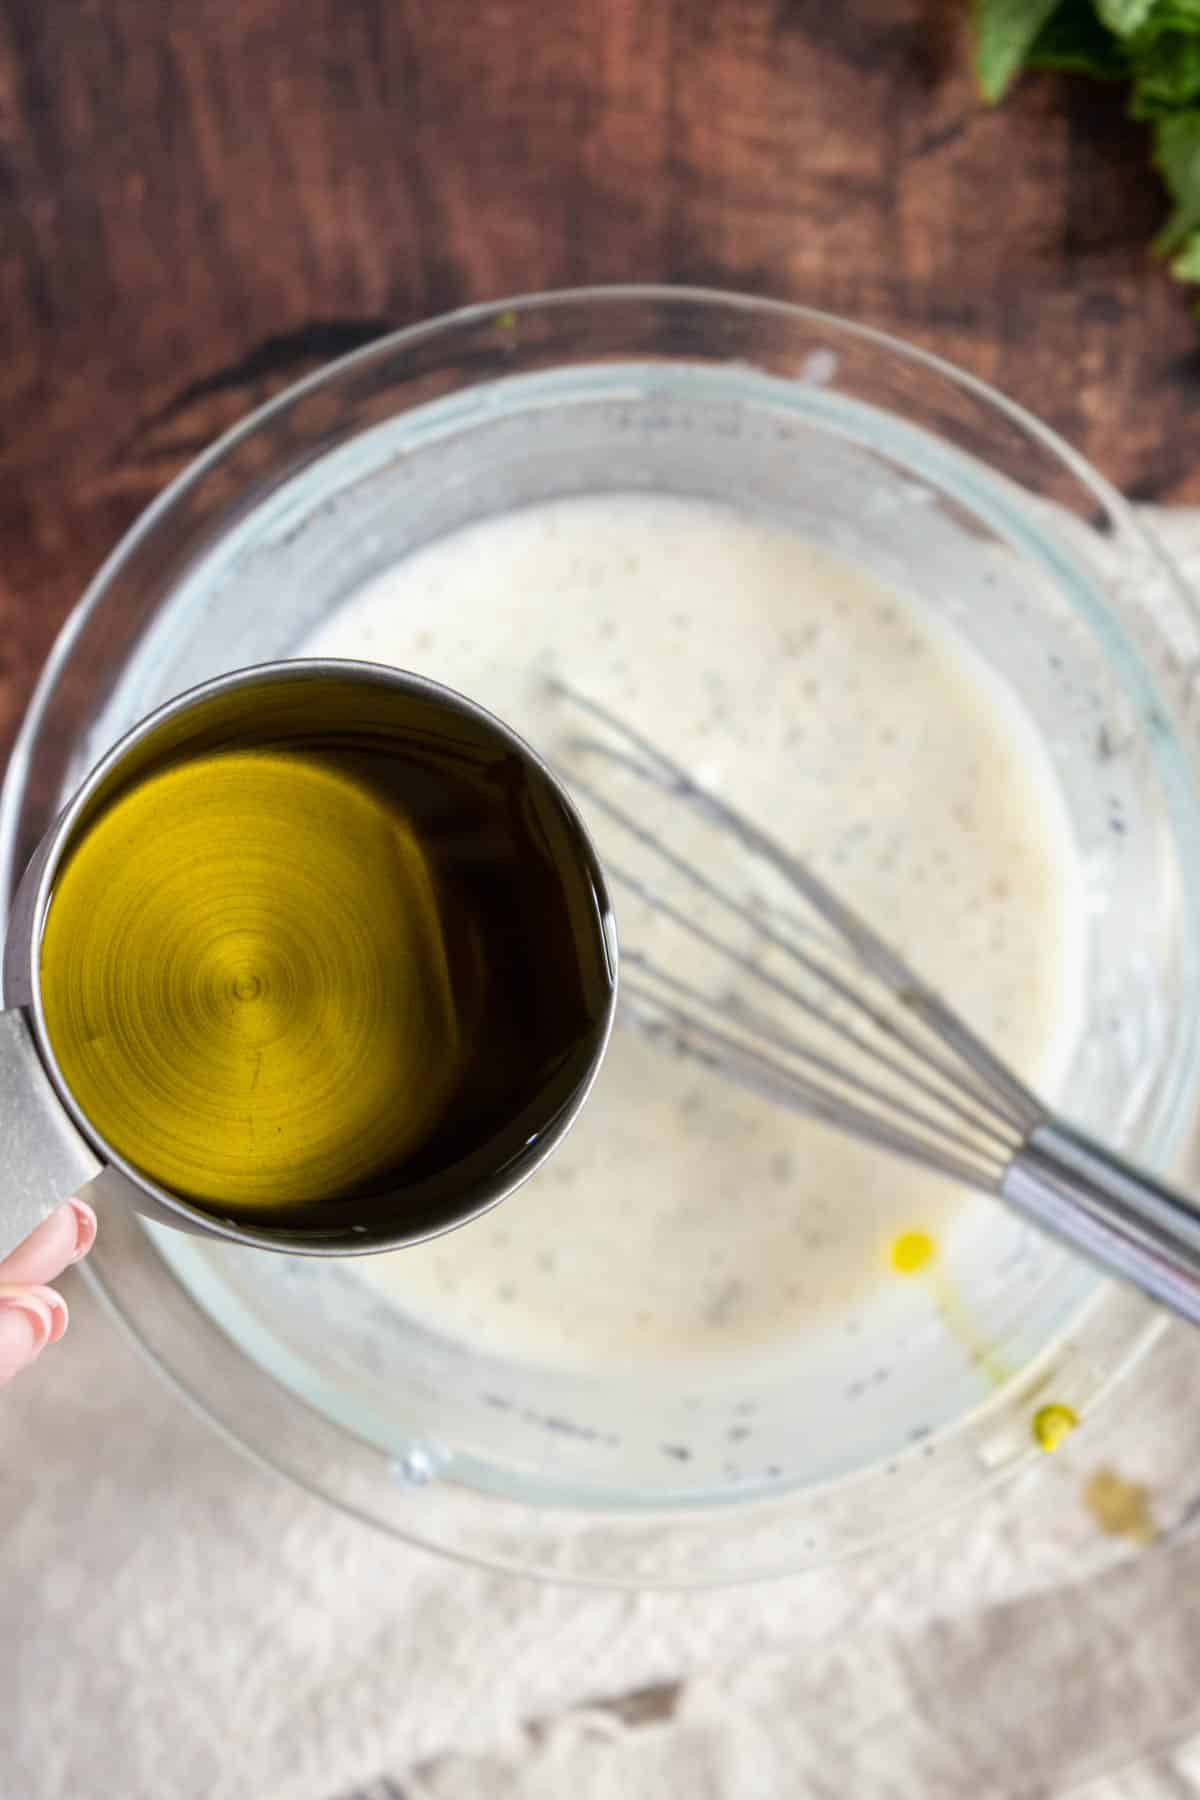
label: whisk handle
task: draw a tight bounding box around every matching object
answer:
[1003,1122,1200,1327]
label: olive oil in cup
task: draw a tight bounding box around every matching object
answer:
[0,661,617,1259]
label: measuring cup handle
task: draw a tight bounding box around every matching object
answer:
[0,1007,104,1264]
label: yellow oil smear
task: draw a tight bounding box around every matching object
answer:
[1082,1466,1159,1544]
[40,750,464,1210]
[888,1227,1013,1390]
[1032,1402,1079,1450]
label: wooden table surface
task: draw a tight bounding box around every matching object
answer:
[2,0,1198,760]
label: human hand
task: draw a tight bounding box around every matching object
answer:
[0,1199,96,1387]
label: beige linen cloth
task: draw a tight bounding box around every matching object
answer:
[7,510,1200,1800]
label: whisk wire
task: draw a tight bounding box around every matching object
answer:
[623,951,1017,1158]
[555,680,1043,1131]
[549,679,1200,1334]
[624,989,1008,1190]
[609,860,1021,1153]
[624,974,1015,1181]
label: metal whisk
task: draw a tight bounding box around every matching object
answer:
[552,680,1200,1331]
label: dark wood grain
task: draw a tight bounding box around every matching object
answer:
[2,0,1198,759]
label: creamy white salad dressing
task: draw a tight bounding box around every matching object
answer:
[303,494,1086,1367]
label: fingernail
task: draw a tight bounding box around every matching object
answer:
[67,1198,97,1264]
[0,1292,53,1370]
[40,1286,69,1344]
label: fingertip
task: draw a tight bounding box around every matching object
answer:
[67,1197,97,1264]
[40,1284,69,1343]
[0,1199,87,1286]
[0,1289,53,1384]
[0,1282,67,1348]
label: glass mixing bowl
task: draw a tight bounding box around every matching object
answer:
[6,287,1200,1585]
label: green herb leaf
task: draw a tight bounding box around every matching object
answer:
[1131,33,1200,114]
[1096,0,1156,33]
[973,0,1069,99]
[1027,0,1132,74]
[1132,1,1200,41]
[1169,227,1200,274]
[1153,111,1200,250]
[970,0,1200,288]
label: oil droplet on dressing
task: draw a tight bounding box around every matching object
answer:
[1032,1402,1079,1451]
[890,1229,936,1274]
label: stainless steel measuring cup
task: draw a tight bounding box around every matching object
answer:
[0,659,618,1263]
